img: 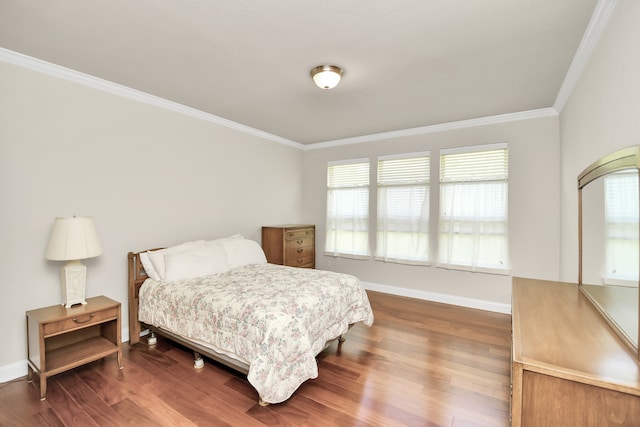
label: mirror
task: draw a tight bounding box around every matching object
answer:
[579,145,639,359]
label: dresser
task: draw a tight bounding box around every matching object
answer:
[511,278,640,426]
[261,224,315,268]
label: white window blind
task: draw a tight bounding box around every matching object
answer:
[438,144,509,273]
[325,159,370,258]
[376,153,430,264]
[604,170,639,285]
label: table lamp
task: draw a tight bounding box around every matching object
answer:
[45,216,103,308]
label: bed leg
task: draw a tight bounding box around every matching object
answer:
[194,352,204,369]
[258,397,270,407]
[147,332,157,346]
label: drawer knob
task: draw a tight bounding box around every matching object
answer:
[73,313,96,324]
[297,240,303,244]
[297,248,303,253]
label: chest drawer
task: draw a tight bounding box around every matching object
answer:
[43,306,119,336]
[286,236,313,249]
[285,255,315,268]
[286,244,314,259]
[284,228,315,240]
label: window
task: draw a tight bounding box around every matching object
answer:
[438,144,509,273]
[325,159,370,258]
[604,170,639,284]
[376,153,430,264]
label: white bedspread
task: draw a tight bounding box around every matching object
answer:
[138,263,374,403]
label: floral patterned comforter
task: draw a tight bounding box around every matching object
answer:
[138,263,374,403]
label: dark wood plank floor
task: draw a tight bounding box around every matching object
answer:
[0,291,512,426]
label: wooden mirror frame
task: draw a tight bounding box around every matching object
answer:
[578,145,640,360]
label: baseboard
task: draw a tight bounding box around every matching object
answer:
[361,281,512,314]
[0,360,27,384]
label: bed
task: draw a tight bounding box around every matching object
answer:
[127,235,374,405]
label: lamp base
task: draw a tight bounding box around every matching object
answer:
[61,260,87,308]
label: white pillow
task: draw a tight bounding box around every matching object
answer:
[220,237,267,268]
[147,240,206,281]
[139,252,160,281]
[164,242,230,282]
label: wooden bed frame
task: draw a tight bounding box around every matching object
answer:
[127,249,347,405]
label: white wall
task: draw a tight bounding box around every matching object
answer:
[302,115,561,309]
[0,61,303,375]
[559,0,640,282]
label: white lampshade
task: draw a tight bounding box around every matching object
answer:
[310,65,343,90]
[45,217,103,261]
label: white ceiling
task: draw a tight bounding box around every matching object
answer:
[0,0,600,145]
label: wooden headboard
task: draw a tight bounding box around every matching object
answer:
[127,249,163,344]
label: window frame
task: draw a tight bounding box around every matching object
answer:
[437,143,510,274]
[375,151,431,265]
[325,158,371,259]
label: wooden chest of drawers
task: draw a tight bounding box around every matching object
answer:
[262,225,315,268]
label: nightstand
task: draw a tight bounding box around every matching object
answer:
[26,295,123,400]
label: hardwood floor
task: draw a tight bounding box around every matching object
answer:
[0,291,512,426]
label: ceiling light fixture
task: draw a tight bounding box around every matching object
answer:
[310,65,343,90]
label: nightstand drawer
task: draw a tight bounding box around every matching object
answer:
[43,306,119,336]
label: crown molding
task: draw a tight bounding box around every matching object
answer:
[553,0,618,113]
[303,108,558,150]
[0,48,303,150]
